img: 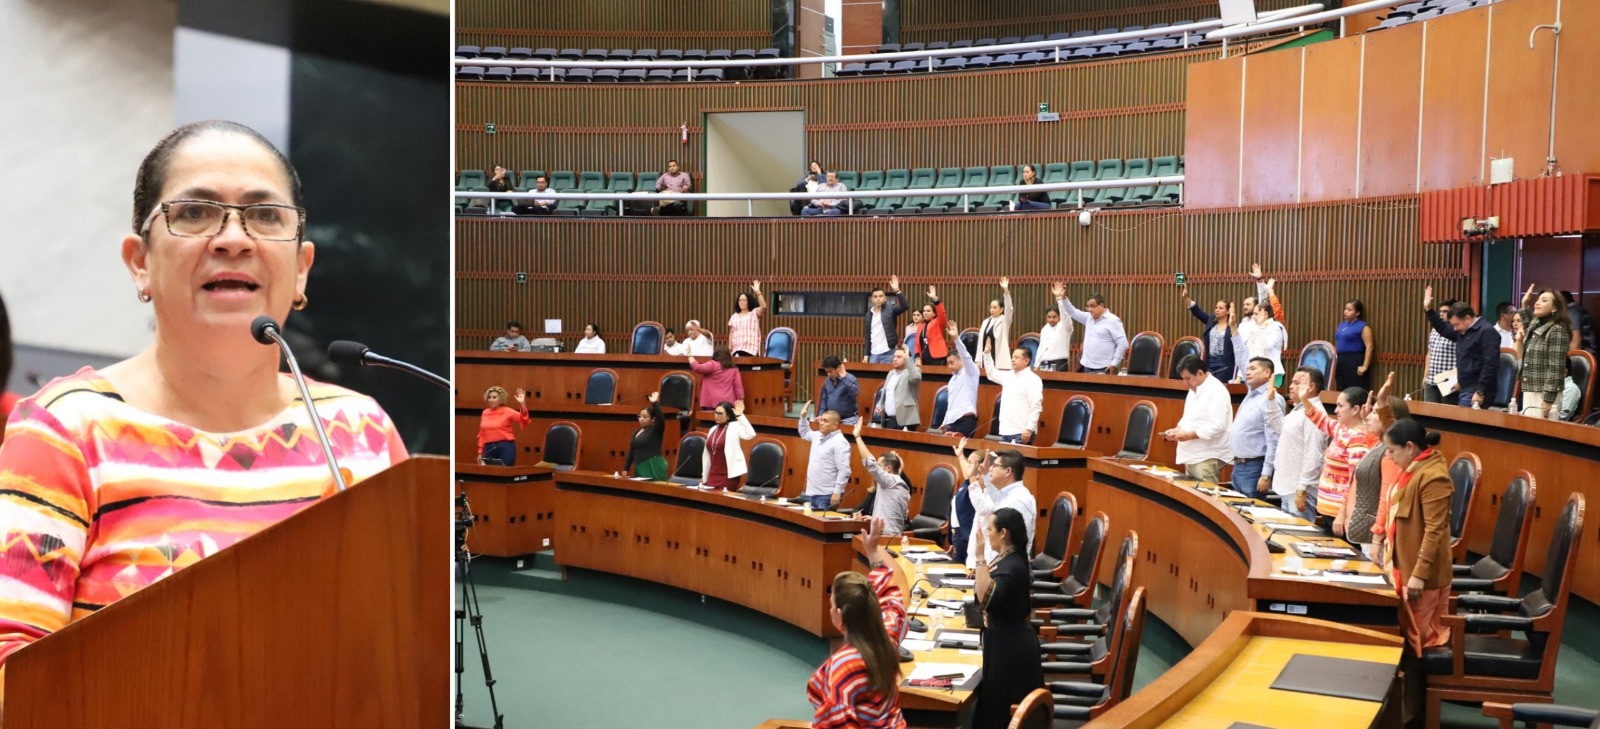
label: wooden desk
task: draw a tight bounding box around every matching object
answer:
[1087,612,1404,728]
[455,463,555,557]
[814,363,1246,466]
[1088,460,1397,647]
[553,470,861,637]
[456,350,788,414]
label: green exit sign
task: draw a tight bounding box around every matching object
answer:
[515,272,527,284]
[486,122,496,134]
[1038,102,1050,113]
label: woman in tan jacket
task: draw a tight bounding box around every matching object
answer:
[1379,419,1454,655]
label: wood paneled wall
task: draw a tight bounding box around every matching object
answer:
[456,49,1221,177]
[456,0,770,51]
[897,0,1307,43]
[1185,0,1600,209]
[456,201,1466,399]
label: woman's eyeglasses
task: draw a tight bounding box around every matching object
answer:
[141,200,306,242]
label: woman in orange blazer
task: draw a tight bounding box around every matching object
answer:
[1377,418,1454,656]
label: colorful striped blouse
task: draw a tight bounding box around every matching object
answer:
[806,566,907,729]
[1305,403,1376,519]
[0,368,407,674]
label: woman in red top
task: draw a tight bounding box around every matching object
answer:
[913,285,949,366]
[477,385,529,466]
[806,517,906,729]
[689,344,744,410]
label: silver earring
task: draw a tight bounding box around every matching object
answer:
[138,289,152,303]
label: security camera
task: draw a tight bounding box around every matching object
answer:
[1079,210,1092,227]
[1460,216,1500,238]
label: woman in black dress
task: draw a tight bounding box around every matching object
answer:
[621,392,669,480]
[972,507,1045,728]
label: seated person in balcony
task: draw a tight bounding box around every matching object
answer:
[851,419,910,536]
[790,160,825,216]
[1163,355,1234,484]
[653,159,692,216]
[490,320,531,352]
[938,319,981,437]
[1014,164,1051,211]
[876,345,921,431]
[573,323,605,354]
[511,175,556,216]
[982,344,1043,446]
[677,320,715,357]
[802,171,849,217]
[817,355,862,426]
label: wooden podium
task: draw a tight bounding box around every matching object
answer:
[2,456,450,729]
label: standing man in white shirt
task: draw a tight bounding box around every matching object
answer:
[1494,302,1516,349]
[1162,355,1234,483]
[955,444,1037,565]
[982,343,1043,445]
[680,320,715,357]
[797,401,853,510]
[1036,285,1075,372]
[1271,367,1331,519]
[1059,286,1128,374]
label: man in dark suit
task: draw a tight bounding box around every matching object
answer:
[862,275,908,364]
[1424,287,1501,409]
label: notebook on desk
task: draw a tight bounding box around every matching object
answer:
[1270,654,1394,702]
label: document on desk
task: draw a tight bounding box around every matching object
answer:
[906,551,956,563]
[1269,523,1323,534]
[1324,573,1389,586]
[900,639,937,653]
[927,599,967,611]
[926,567,967,576]
[1292,543,1358,558]
[937,577,976,589]
[1242,506,1294,520]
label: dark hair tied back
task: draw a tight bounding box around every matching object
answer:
[133,120,302,234]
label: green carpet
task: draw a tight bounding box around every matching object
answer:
[455,555,1600,729]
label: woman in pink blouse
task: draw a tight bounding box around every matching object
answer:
[727,279,767,357]
[690,344,745,410]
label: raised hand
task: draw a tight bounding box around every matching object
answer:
[648,391,659,404]
[999,276,1009,291]
[751,280,761,293]
[1179,286,1189,301]
[1424,285,1434,309]
[513,388,527,405]
[801,400,812,417]
[862,516,885,554]
[1051,281,1066,300]
[955,436,969,454]
[1512,316,1526,342]
[1522,283,1537,308]
[946,319,959,338]
[853,417,864,437]
[1264,277,1275,292]
[1376,371,1396,403]
[1250,263,1263,280]
[734,399,746,417]
[927,284,938,300]
[889,274,900,292]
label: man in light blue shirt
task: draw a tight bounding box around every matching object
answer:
[1229,357,1284,497]
[937,319,980,437]
[1058,286,1129,374]
[798,402,853,509]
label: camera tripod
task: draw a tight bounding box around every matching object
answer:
[456,494,506,729]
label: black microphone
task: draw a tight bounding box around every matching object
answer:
[253,316,349,493]
[328,340,449,390]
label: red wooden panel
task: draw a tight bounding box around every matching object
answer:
[1419,7,1490,191]
[1359,26,1424,198]
[1300,38,1363,202]
[1485,0,1558,183]
[839,2,884,55]
[1555,0,1600,175]
[1240,48,1303,206]
[1184,55,1244,209]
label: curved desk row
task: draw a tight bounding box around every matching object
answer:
[456,350,789,414]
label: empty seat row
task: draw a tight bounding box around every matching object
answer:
[457,66,734,83]
[873,23,1211,54]
[841,31,1208,77]
[836,157,1184,215]
[1372,0,1496,31]
[455,46,781,62]
[456,169,673,216]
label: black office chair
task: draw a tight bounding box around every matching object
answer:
[658,372,696,427]
[1044,531,1138,637]
[1037,559,1134,680]
[959,329,980,359]
[1569,351,1595,421]
[1047,587,1147,721]
[1124,332,1164,377]
[1448,451,1482,563]
[1452,472,1535,597]
[1055,396,1093,448]
[1482,701,1600,728]
[1488,349,1520,410]
[1169,336,1202,379]
[907,465,957,544]
[927,386,949,432]
[539,422,581,471]
[1033,512,1108,609]
[1030,493,1079,580]
[583,368,618,405]
[985,396,1003,441]
[740,441,785,497]
[1299,340,1337,388]
[669,432,706,485]
[631,321,664,355]
[1115,401,1156,460]
[1017,333,1040,365]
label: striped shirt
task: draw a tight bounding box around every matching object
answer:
[806,566,906,729]
[727,309,763,355]
[1304,403,1375,519]
[0,368,407,673]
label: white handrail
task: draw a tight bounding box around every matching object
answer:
[455,176,1184,203]
[452,5,1323,71]
[1206,0,1410,40]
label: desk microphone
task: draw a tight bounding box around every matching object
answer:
[254,316,349,493]
[328,340,449,390]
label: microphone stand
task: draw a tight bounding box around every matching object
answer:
[256,317,348,492]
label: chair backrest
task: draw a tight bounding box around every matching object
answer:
[1117,401,1157,459]
[744,440,786,493]
[929,386,950,431]
[1097,532,1138,625]
[986,396,1003,441]
[1006,688,1053,729]
[1448,451,1482,549]
[631,321,664,355]
[1039,492,1080,564]
[674,433,706,481]
[1569,350,1596,421]
[1170,336,1202,379]
[1016,333,1039,365]
[658,371,696,413]
[543,422,581,469]
[1537,493,1585,608]
[1056,395,1093,448]
[920,465,957,520]
[1106,587,1148,709]
[583,368,618,405]
[763,327,797,365]
[1298,340,1336,386]
[1126,331,1164,376]
[1490,350,1520,409]
[1487,472,1536,578]
[959,329,980,359]
[1068,512,1110,590]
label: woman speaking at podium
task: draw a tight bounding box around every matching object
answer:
[0,121,408,682]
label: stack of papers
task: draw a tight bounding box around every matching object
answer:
[1242,506,1296,521]
[937,577,976,590]
[934,629,981,648]
[905,551,954,563]
[1268,523,1324,534]
[927,598,966,611]
[1292,543,1358,558]
[926,567,967,577]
